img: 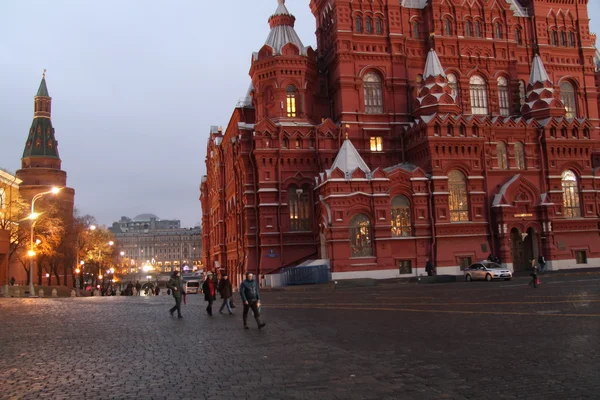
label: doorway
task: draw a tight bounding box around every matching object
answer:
[510,227,539,271]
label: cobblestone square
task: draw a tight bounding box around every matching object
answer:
[1,275,599,400]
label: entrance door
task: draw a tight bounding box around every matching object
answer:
[523,227,539,268]
[510,228,527,271]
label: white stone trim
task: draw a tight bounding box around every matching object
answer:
[547,258,600,271]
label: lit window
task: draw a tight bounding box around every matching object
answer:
[366,16,373,33]
[560,81,577,118]
[514,142,525,170]
[561,170,581,218]
[295,138,301,149]
[469,75,488,115]
[289,184,311,231]
[391,195,412,237]
[350,214,372,257]
[497,142,508,170]
[370,136,383,152]
[376,18,383,34]
[498,76,510,116]
[364,72,383,114]
[0,188,4,210]
[449,170,469,222]
[447,73,458,97]
[355,16,362,33]
[518,80,526,106]
[286,86,297,117]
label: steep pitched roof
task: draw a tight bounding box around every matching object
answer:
[36,76,49,97]
[328,139,370,179]
[530,55,551,84]
[423,49,446,79]
[262,0,308,57]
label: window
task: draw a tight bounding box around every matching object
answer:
[444,19,453,36]
[0,188,4,210]
[282,138,289,148]
[398,260,412,274]
[364,72,383,114]
[366,16,373,33]
[469,75,488,115]
[575,250,587,264]
[289,185,311,231]
[447,73,458,97]
[561,170,581,218]
[560,81,577,118]
[286,86,297,117]
[475,21,482,37]
[376,18,383,34]
[568,32,576,47]
[514,142,525,170]
[413,21,420,38]
[515,29,523,45]
[551,30,558,46]
[370,136,383,152]
[350,214,372,257]
[355,16,362,33]
[560,31,567,47]
[519,80,526,106]
[459,257,472,271]
[497,142,508,170]
[449,170,469,222]
[391,195,412,237]
[495,22,503,39]
[295,138,301,149]
[498,76,510,116]
[465,20,473,37]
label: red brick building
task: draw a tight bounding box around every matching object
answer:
[201,0,600,283]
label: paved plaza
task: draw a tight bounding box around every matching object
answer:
[0,275,599,400]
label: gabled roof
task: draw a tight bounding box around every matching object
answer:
[504,0,529,17]
[400,0,428,9]
[328,139,370,179]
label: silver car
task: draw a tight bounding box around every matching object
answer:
[464,261,512,282]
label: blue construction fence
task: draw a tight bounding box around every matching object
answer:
[280,264,331,286]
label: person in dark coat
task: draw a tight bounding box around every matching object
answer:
[166,271,184,318]
[240,272,265,330]
[538,255,546,274]
[425,259,434,276]
[135,281,142,296]
[529,260,539,288]
[218,273,233,315]
[202,272,217,316]
[9,277,15,286]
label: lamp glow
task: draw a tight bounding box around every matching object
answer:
[28,250,36,257]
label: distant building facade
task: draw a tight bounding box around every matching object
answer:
[0,169,22,286]
[201,0,600,282]
[110,214,202,273]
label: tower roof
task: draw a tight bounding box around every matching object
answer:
[274,0,290,15]
[530,55,551,85]
[22,75,60,159]
[423,49,446,79]
[328,138,371,179]
[36,75,49,97]
[260,0,308,57]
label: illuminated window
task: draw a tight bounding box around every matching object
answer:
[469,75,488,115]
[514,142,525,170]
[561,170,581,218]
[364,72,383,114]
[0,188,4,210]
[288,184,311,231]
[519,80,526,105]
[295,138,301,149]
[391,195,412,237]
[560,81,577,118]
[350,214,372,257]
[366,16,373,33]
[498,77,510,116]
[286,86,297,117]
[448,73,458,98]
[370,136,383,152]
[449,170,469,222]
[497,142,508,170]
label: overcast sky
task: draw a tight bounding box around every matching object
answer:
[1,1,599,228]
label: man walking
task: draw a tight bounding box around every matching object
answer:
[538,255,546,274]
[166,271,184,318]
[425,258,435,276]
[240,273,265,330]
[135,281,142,296]
[202,272,217,316]
[218,273,233,315]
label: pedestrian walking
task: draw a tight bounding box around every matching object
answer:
[538,255,546,274]
[202,272,217,316]
[529,262,539,288]
[240,272,265,330]
[155,286,161,296]
[167,271,184,318]
[218,273,233,315]
[425,258,435,276]
[9,277,15,286]
[135,281,142,296]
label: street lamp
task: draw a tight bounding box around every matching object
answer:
[28,187,62,297]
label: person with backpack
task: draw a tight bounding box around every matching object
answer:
[240,272,265,330]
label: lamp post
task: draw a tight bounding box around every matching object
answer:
[28,187,61,297]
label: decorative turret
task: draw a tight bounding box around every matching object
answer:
[520,55,566,120]
[258,0,309,58]
[413,49,459,117]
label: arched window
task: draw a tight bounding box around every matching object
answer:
[286,85,297,117]
[391,195,412,237]
[469,75,488,115]
[366,16,373,33]
[497,76,510,116]
[413,21,420,38]
[295,138,302,149]
[289,185,311,231]
[495,22,503,39]
[364,72,383,114]
[514,142,525,170]
[568,31,576,47]
[447,73,458,98]
[475,20,482,37]
[449,171,469,222]
[551,30,558,46]
[282,137,289,148]
[0,188,5,210]
[350,214,372,257]
[560,81,577,118]
[497,142,508,170]
[561,170,581,218]
[560,31,567,47]
[444,18,453,36]
[376,18,383,34]
[515,28,523,45]
[355,16,362,33]
[519,80,526,106]
[465,20,473,37]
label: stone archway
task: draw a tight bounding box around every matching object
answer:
[510,228,527,271]
[523,227,540,269]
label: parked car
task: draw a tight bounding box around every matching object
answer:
[464,261,512,282]
[185,280,200,294]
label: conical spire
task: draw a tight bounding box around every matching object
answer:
[274,0,290,16]
[328,138,371,179]
[520,55,565,119]
[413,50,458,117]
[259,0,307,57]
[23,75,60,160]
[36,70,49,97]
[530,55,550,85]
[423,49,446,79]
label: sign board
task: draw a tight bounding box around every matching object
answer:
[514,213,533,218]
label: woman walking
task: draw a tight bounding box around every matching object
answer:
[167,270,184,318]
[202,272,217,316]
[218,272,233,315]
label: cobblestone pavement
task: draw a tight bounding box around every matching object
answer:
[0,275,599,400]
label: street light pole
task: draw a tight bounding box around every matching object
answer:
[28,187,61,297]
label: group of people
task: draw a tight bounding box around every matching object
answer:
[166,270,266,330]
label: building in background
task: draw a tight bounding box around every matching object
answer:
[201,0,600,283]
[0,169,22,286]
[110,214,202,274]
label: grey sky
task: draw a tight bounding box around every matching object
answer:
[0,1,599,228]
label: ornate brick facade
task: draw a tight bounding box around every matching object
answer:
[201,0,600,282]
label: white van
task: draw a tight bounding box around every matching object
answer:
[185,280,200,294]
